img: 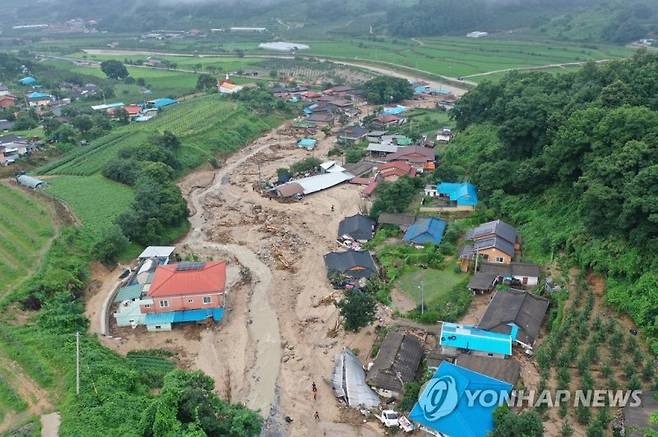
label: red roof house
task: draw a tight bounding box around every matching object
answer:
[143,261,227,313]
[0,95,17,109]
[385,146,435,171]
[377,161,416,181]
[124,105,142,117]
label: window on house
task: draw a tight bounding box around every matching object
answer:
[159,300,169,308]
[144,304,151,308]
[203,296,211,304]
[495,257,504,263]
[187,298,194,303]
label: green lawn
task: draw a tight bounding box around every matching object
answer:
[45,174,134,235]
[397,266,467,308]
[0,183,55,299]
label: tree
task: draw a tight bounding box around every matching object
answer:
[140,370,262,436]
[492,406,544,437]
[363,75,413,104]
[92,226,129,265]
[196,73,216,91]
[100,60,129,79]
[72,115,93,134]
[338,289,377,332]
[152,130,181,150]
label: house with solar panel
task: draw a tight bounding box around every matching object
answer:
[113,260,227,332]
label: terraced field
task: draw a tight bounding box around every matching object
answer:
[0,183,55,299]
[40,95,286,176]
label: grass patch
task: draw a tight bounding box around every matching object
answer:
[397,265,466,308]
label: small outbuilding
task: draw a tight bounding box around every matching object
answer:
[16,174,46,189]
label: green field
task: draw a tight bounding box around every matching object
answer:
[397,266,467,308]
[45,175,134,234]
[37,33,634,84]
[43,60,199,98]
[0,183,56,299]
[297,37,632,78]
[41,95,286,176]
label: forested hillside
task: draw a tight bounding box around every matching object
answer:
[440,51,658,351]
[386,0,657,42]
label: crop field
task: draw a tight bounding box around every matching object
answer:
[0,183,55,299]
[42,95,286,175]
[294,36,632,78]
[45,175,134,234]
[43,60,198,98]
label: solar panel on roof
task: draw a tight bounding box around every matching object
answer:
[175,262,205,271]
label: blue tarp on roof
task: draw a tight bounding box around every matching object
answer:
[149,98,177,109]
[19,76,37,86]
[382,105,407,116]
[410,361,512,437]
[440,322,513,356]
[414,85,429,95]
[403,217,447,245]
[26,92,51,99]
[145,308,224,325]
[437,182,478,207]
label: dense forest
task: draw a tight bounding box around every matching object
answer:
[439,51,658,352]
[2,0,655,43]
[386,0,657,41]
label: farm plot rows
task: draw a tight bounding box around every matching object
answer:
[302,37,632,77]
[0,184,55,300]
[45,175,134,235]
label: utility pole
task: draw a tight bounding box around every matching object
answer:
[256,159,262,192]
[76,331,80,396]
[474,245,480,272]
[418,279,425,315]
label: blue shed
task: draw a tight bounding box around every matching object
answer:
[440,322,513,357]
[403,217,447,246]
[437,182,478,207]
[410,361,512,437]
[149,98,177,109]
[145,308,224,331]
[382,105,407,116]
[297,138,317,150]
[19,76,37,86]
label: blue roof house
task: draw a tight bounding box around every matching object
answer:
[436,182,478,209]
[410,361,513,437]
[439,322,513,358]
[19,76,37,86]
[403,217,447,246]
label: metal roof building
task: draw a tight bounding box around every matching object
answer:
[16,175,46,189]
